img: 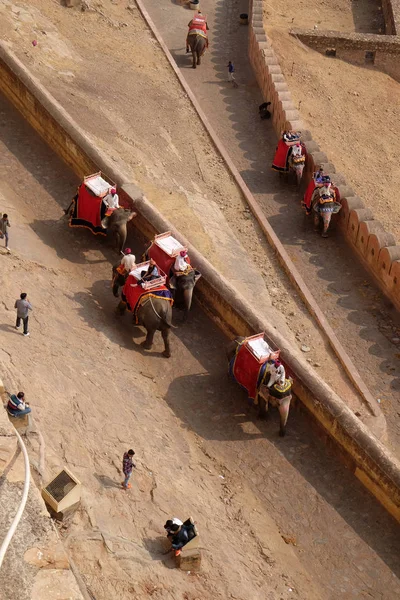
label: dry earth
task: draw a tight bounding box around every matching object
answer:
[263,0,400,241]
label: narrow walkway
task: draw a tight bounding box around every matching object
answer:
[141,0,400,453]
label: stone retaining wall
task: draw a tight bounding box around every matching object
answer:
[291,29,400,82]
[248,0,400,312]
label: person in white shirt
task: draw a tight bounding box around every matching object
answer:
[174,249,190,273]
[120,248,137,273]
[104,187,119,209]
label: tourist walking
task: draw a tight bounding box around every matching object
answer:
[15,293,33,336]
[122,449,136,490]
[0,213,11,251]
[227,61,238,88]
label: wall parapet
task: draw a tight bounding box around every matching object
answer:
[248,0,400,312]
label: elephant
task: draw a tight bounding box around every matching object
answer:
[287,147,306,185]
[102,208,137,253]
[117,293,173,358]
[188,34,207,69]
[64,196,136,253]
[169,269,201,320]
[226,337,292,437]
[311,188,341,238]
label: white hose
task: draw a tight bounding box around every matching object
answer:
[0,427,31,569]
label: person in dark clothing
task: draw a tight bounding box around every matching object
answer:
[259,102,272,120]
[122,449,136,490]
[7,392,31,417]
[170,523,189,552]
[15,293,33,336]
[139,259,159,286]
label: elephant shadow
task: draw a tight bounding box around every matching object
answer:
[30,218,114,265]
[162,371,285,443]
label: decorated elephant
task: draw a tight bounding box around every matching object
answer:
[65,194,136,253]
[311,181,341,238]
[287,144,306,185]
[226,337,293,437]
[103,208,136,253]
[169,269,200,319]
[272,132,306,186]
[117,292,173,358]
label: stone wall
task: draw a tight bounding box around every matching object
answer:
[382,0,400,34]
[291,29,400,82]
[248,0,400,312]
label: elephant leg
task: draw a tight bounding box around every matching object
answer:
[278,395,291,437]
[313,212,320,231]
[161,328,171,358]
[141,329,155,350]
[257,395,269,420]
[197,51,201,65]
[116,300,126,316]
[64,200,74,216]
[192,51,196,68]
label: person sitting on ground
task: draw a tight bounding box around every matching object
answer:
[103,187,119,209]
[169,523,189,553]
[118,248,137,274]
[164,518,184,538]
[139,259,159,286]
[259,102,271,120]
[7,391,31,417]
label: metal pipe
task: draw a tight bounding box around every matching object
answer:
[0,428,31,568]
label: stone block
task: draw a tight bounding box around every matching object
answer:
[377,246,400,289]
[177,549,202,572]
[366,232,396,271]
[347,208,374,244]
[356,220,384,257]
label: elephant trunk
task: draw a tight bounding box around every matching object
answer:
[182,287,194,319]
[278,395,291,437]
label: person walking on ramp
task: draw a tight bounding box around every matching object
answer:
[227,61,238,88]
[122,449,136,490]
[15,293,33,337]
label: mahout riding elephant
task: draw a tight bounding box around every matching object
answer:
[117,293,173,358]
[65,196,136,253]
[188,34,207,69]
[226,337,293,437]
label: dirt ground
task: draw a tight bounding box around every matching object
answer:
[1,94,400,600]
[263,0,400,242]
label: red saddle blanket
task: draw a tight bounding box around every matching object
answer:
[148,244,191,283]
[271,139,290,172]
[229,343,269,401]
[69,183,106,235]
[122,274,172,322]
